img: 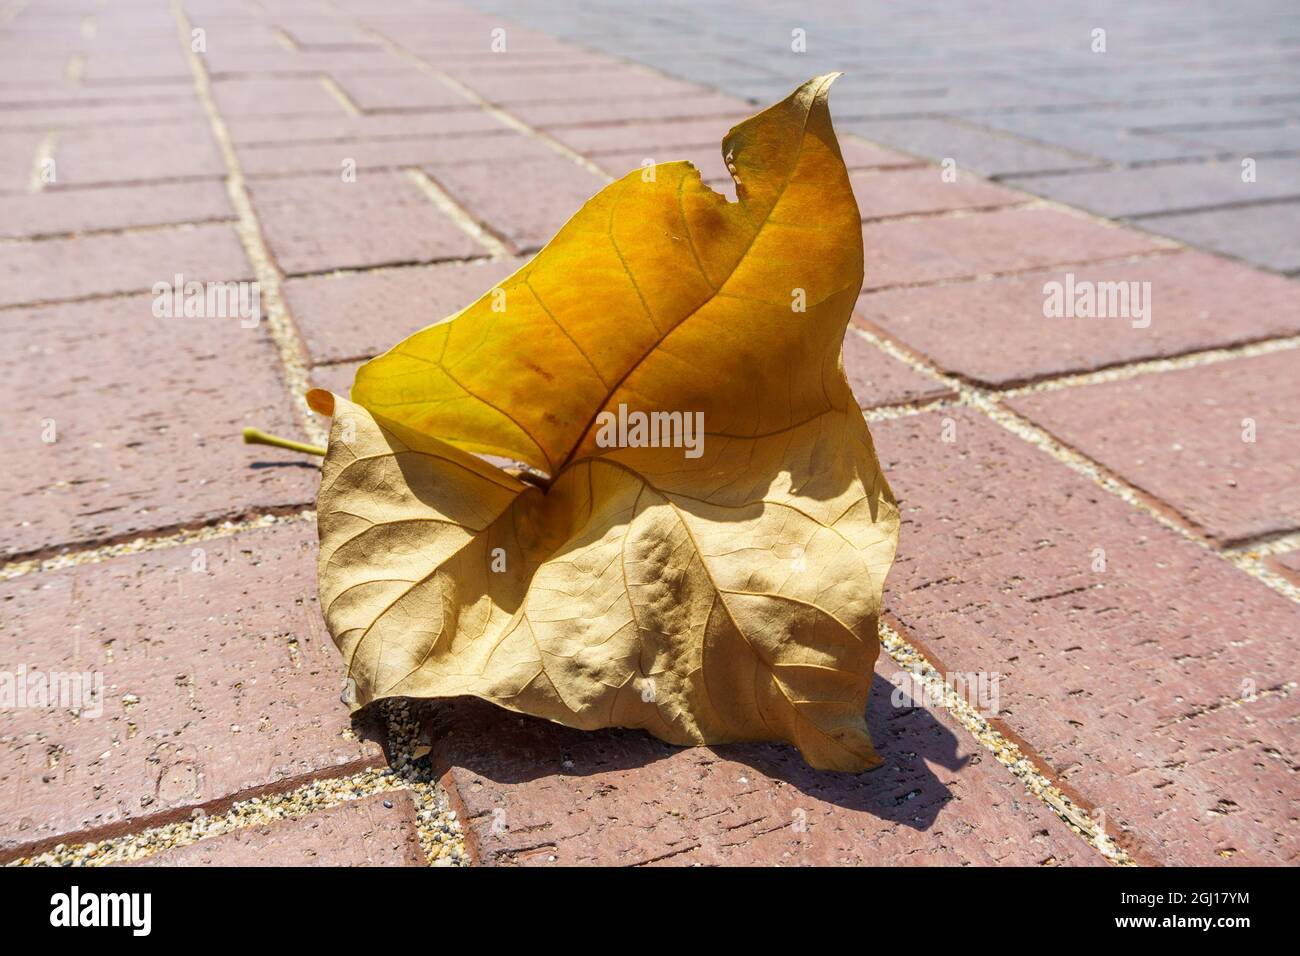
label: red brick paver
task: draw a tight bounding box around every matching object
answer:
[0,180,235,240]
[850,167,1025,220]
[52,121,225,187]
[861,207,1168,291]
[1008,351,1300,544]
[0,222,250,307]
[0,294,315,559]
[874,410,1299,865]
[856,250,1300,387]
[0,524,383,860]
[247,171,486,275]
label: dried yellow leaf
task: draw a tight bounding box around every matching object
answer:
[309,75,899,771]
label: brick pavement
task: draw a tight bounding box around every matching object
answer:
[470,0,1300,275]
[1,0,1296,866]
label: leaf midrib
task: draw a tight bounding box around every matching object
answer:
[548,80,829,478]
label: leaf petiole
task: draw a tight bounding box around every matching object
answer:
[242,427,326,457]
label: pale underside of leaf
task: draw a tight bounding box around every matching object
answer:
[314,392,896,771]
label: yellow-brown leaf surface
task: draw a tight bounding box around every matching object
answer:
[309,75,899,771]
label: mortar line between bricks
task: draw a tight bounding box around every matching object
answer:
[0,509,317,582]
[318,73,361,116]
[858,247,1183,296]
[0,214,241,245]
[234,125,521,150]
[279,249,496,280]
[171,0,326,446]
[405,168,511,257]
[1127,192,1300,221]
[1224,529,1300,559]
[1120,147,1300,171]
[996,334,1300,397]
[858,198,1038,225]
[847,324,1300,603]
[9,768,406,866]
[878,621,1135,866]
[2,172,227,195]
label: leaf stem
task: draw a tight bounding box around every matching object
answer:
[242,427,326,457]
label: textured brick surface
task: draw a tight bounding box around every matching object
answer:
[0,180,234,239]
[223,109,513,146]
[1008,351,1300,544]
[1006,159,1300,219]
[211,78,346,117]
[856,250,1300,386]
[329,71,474,112]
[238,130,549,178]
[970,111,1214,165]
[0,222,251,307]
[511,91,751,130]
[850,167,1025,220]
[0,295,316,558]
[247,172,485,275]
[425,155,607,253]
[861,208,1167,291]
[0,523,381,859]
[459,67,713,106]
[873,410,1300,865]
[52,122,226,187]
[845,118,1103,178]
[0,102,210,131]
[133,793,425,867]
[1140,201,1300,274]
[284,257,525,364]
[434,678,1103,867]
